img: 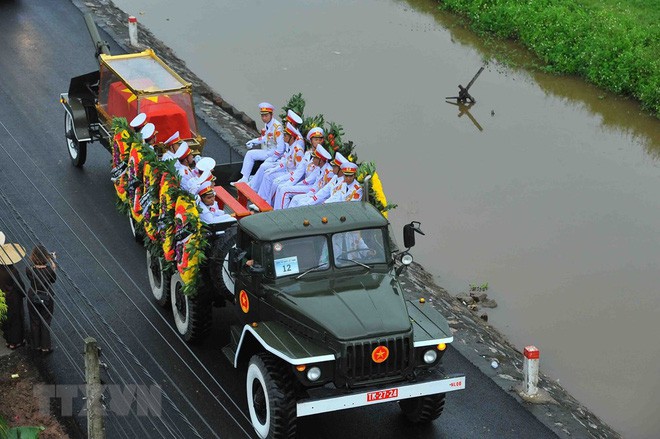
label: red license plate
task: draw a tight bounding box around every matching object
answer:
[367,388,399,402]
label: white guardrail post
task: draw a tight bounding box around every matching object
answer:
[128,16,138,47]
[522,345,540,396]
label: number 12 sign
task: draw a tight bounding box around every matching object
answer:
[274,256,300,277]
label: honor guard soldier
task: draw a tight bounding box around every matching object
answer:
[161,131,180,161]
[236,107,299,187]
[270,126,324,189]
[289,152,346,207]
[273,144,332,210]
[173,141,197,193]
[140,123,157,148]
[257,122,303,203]
[197,182,236,225]
[325,162,362,203]
[129,113,148,131]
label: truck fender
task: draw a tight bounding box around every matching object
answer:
[234,323,335,368]
[61,93,92,142]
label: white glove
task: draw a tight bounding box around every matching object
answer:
[246,139,258,149]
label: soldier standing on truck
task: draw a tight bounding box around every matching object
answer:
[232,102,286,186]
[173,141,197,193]
[161,131,180,161]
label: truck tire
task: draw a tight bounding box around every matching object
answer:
[246,353,297,439]
[207,225,237,299]
[170,271,211,343]
[64,111,87,167]
[398,393,445,423]
[146,249,170,307]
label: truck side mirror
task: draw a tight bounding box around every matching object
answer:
[403,221,424,249]
[229,247,246,274]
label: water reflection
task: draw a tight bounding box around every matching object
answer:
[446,101,483,131]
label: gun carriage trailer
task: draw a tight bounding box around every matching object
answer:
[59,14,465,439]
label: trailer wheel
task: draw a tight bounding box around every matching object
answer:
[170,271,211,343]
[64,111,87,167]
[398,393,445,423]
[246,354,297,439]
[146,250,170,307]
[208,225,237,299]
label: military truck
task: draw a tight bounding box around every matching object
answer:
[199,202,465,438]
[61,14,465,438]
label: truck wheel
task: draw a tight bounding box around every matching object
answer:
[246,354,297,439]
[208,225,237,299]
[146,250,170,307]
[398,393,445,423]
[170,272,211,342]
[64,111,87,167]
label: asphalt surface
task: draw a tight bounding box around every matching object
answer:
[0,0,557,437]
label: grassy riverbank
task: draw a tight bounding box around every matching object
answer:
[438,0,660,117]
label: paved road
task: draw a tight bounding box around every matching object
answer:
[0,0,557,437]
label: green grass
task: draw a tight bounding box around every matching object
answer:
[438,0,660,117]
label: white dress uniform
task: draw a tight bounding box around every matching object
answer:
[256,124,304,203]
[239,117,285,182]
[325,162,362,203]
[249,123,304,190]
[288,152,346,207]
[173,142,196,194]
[273,145,331,209]
[198,200,236,224]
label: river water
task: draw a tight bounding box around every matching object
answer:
[108,0,660,436]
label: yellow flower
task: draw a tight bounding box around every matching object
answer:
[121,129,130,140]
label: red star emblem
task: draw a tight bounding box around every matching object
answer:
[372,346,389,364]
[239,290,250,313]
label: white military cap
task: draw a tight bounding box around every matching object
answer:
[163,131,180,146]
[140,123,156,141]
[340,162,358,175]
[313,144,331,161]
[306,127,324,142]
[195,157,216,173]
[259,102,274,114]
[285,122,301,139]
[332,152,347,167]
[174,141,191,160]
[197,181,214,197]
[129,113,147,129]
[286,109,302,126]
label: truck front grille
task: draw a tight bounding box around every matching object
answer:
[342,335,412,385]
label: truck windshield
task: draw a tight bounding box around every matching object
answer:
[271,235,329,278]
[332,229,387,268]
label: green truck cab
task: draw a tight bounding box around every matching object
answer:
[218,202,465,438]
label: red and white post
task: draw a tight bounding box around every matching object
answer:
[128,16,138,47]
[522,346,540,396]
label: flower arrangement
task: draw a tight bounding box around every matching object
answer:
[110,117,208,296]
[357,162,397,218]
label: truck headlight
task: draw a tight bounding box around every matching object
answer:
[423,349,438,364]
[401,254,413,265]
[307,367,322,382]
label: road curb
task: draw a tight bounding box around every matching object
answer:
[72,2,621,438]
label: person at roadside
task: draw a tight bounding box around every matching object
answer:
[256,122,304,204]
[273,144,332,209]
[325,162,362,203]
[25,245,57,354]
[232,102,286,186]
[0,232,27,350]
[197,182,236,225]
[289,152,346,207]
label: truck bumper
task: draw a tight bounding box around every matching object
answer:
[296,373,465,417]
